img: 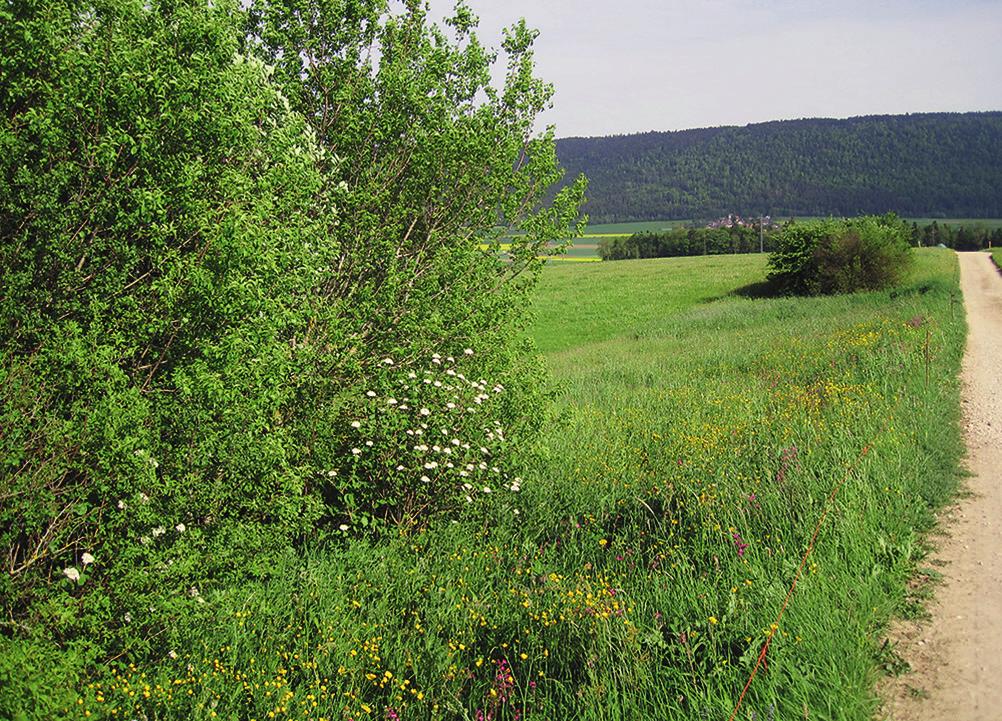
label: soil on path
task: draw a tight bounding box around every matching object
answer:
[880,252,1002,720]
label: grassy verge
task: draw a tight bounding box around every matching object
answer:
[63,250,964,721]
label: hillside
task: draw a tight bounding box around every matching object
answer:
[556,112,1002,223]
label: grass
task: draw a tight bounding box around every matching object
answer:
[63,250,966,721]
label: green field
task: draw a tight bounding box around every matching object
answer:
[59,250,967,720]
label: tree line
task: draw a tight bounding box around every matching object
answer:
[599,220,1002,261]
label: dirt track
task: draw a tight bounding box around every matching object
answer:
[880,252,1002,720]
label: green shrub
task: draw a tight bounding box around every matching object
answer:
[767,215,913,294]
[0,0,583,686]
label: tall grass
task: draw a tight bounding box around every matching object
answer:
[65,250,964,721]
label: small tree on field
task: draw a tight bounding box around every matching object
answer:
[767,215,913,295]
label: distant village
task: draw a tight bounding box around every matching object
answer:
[705,213,778,229]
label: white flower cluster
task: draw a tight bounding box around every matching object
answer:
[343,350,523,509]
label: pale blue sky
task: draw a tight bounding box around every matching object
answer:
[428,0,1002,137]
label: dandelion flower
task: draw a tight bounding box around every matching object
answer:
[63,567,80,582]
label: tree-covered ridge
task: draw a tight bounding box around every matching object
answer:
[556,112,1002,222]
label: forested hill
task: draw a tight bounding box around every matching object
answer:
[555,112,1002,222]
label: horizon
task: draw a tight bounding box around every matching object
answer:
[553,108,1002,140]
[428,0,1002,138]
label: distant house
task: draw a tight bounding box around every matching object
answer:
[706,214,776,229]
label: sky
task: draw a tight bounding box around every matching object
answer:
[426,0,1002,138]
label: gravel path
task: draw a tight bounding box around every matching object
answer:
[880,252,1002,720]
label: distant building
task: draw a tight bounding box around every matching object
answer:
[705,214,776,229]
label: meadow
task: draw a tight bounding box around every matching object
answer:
[56,249,967,721]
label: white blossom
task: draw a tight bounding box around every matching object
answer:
[351,448,362,455]
[464,348,474,355]
[366,390,376,397]
[382,358,394,365]
[81,553,95,566]
[338,524,349,532]
[63,567,80,582]
[351,421,361,429]
[175,523,186,533]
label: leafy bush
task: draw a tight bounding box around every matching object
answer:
[0,0,584,688]
[767,215,913,294]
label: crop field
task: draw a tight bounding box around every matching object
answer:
[60,250,967,721]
